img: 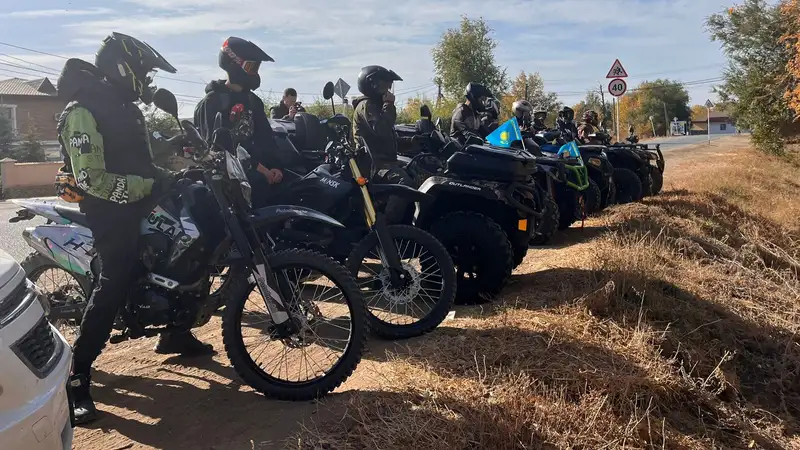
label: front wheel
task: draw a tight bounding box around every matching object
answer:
[531,193,559,246]
[612,168,644,204]
[650,167,664,195]
[222,249,368,401]
[583,178,603,215]
[347,225,456,340]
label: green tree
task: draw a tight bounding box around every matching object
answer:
[628,80,691,136]
[14,126,45,162]
[431,16,509,99]
[0,114,12,159]
[502,71,561,125]
[706,0,792,154]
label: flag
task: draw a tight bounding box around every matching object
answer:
[485,117,523,148]
[557,141,581,159]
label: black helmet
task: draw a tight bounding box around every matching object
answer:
[464,82,492,112]
[559,106,575,122]
[219,37,274,91]
[357,65,402,98]
[95,32,176,104]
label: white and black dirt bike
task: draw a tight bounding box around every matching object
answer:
[9,89,368,401]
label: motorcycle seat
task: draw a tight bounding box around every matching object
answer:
[54,204,89,227]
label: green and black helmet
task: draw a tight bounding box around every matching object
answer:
[95,32,177,104]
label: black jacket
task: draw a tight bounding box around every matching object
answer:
[194,80,288,170]
[352,95,397,168]
[450,102,491,145]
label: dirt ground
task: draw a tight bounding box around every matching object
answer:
[72,136,751,450]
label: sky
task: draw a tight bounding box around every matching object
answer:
[0,0,735,118]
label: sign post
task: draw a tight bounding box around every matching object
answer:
[705,99,714,145]
[607,59,628,143]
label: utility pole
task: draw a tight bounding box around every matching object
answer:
[662,101,669,137]
[612,97,619,142]
[524,81,529,101]
[435,80,442,107]
[598,82,607,131]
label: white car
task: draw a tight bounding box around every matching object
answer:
[0,249,73,450]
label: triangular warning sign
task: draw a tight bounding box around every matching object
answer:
[606,59,628,78]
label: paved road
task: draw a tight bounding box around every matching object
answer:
[0,198,60,262]
[644,134,726,150]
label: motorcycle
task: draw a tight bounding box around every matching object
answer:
[10,88,368,400]
[254,82,456,340]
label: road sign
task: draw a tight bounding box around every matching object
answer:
[334,78,350,100]
[606,59,629,78]
[608,78,627,97]
[705,99,714,109]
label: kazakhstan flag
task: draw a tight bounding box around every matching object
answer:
[485,117,523,148]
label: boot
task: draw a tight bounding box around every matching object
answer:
[69,373,98,425]
[154,330,214,356]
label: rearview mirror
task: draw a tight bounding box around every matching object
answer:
[153,89,179,118]
[420,104,432,120]
[322,82,335,100]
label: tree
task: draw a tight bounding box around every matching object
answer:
[0,114,12,159]
[707,0,793,154]
[500,71,561,125]
[398,95,460,134]
[431,16,509,99]
[691,104,708,120]
[14,126,45,162]
[780,0,800,120]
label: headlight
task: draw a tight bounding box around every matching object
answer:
[588,157,602,167]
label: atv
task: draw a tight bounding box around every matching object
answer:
[396,111,542,304]
[590,126,665,202]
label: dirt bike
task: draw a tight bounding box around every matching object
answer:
[9,88,368,401]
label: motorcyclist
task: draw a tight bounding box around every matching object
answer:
[511,99,542,156]
[450,82,494,145]
[577,110,605,144]
[194,37,288,206]
[56,32,213,426]
[532,109,548,133]
[351,64,412,223]
[557,106,580,140]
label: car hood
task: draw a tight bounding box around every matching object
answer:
[0,249,23,290]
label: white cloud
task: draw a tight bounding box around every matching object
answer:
[41,0,732,116]
[7,8,113,18]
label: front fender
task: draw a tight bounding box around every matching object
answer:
[369,183,432,203]
[250,205,345,228]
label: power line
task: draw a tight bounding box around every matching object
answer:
[0,61,59,76]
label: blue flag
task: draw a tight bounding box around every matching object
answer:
[485,117,523,148]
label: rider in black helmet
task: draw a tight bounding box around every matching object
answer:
[56,32,212,426]
[351,65,412,223]
[194,37,289,202]
[557,106,580,140]
[450,82,494,145]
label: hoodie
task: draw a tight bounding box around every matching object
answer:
[351,95,398,168]
[193,80,286,170]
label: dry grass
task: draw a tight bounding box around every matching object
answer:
[292,140,800,450]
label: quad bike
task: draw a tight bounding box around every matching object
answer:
[396,109,544,304]
[11,89,369,400]
[251,82,456,340]
[590,126,665,202]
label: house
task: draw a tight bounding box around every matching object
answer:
[0,77,67,161]
[689,111,741,135]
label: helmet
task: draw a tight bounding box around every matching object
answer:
[357,65,402,98]
[95,32,177,104]
[532,109,548,129]
[512,99,533,122]
[559,106,575,122]
[583,110,599,125]
[485,97,500,120]
[219,37,274,91]
[464,82,492,112]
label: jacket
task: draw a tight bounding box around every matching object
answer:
[577,122,603,144]
[193,80,288,170]
[352,95,398,168]
[56,58,169,205]
[269,100,305,120]
[450,102,491,144]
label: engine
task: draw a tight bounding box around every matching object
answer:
[128,281,208,329]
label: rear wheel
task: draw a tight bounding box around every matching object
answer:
[430,212,513,305]
[222,249,368,400]
[583,178,603,215]
[612,168,643,204]
[21,253,91,344]
[556,185,581,230]
[347,225,456,340]
[650,167,664,195]
[531,193,559,246]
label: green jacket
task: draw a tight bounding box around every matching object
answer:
[60,106,159,203]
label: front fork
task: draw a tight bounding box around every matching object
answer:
[347,158,405,283]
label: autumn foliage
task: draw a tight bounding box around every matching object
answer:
[781,0,800,117]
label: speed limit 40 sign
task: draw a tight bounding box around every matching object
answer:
[608,78,627,97]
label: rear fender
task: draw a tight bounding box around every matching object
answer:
[22,224,95,276]
[11,199,71,224]
[369,183,432,203]
[251,205,345,228]
[417,176,499,201]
